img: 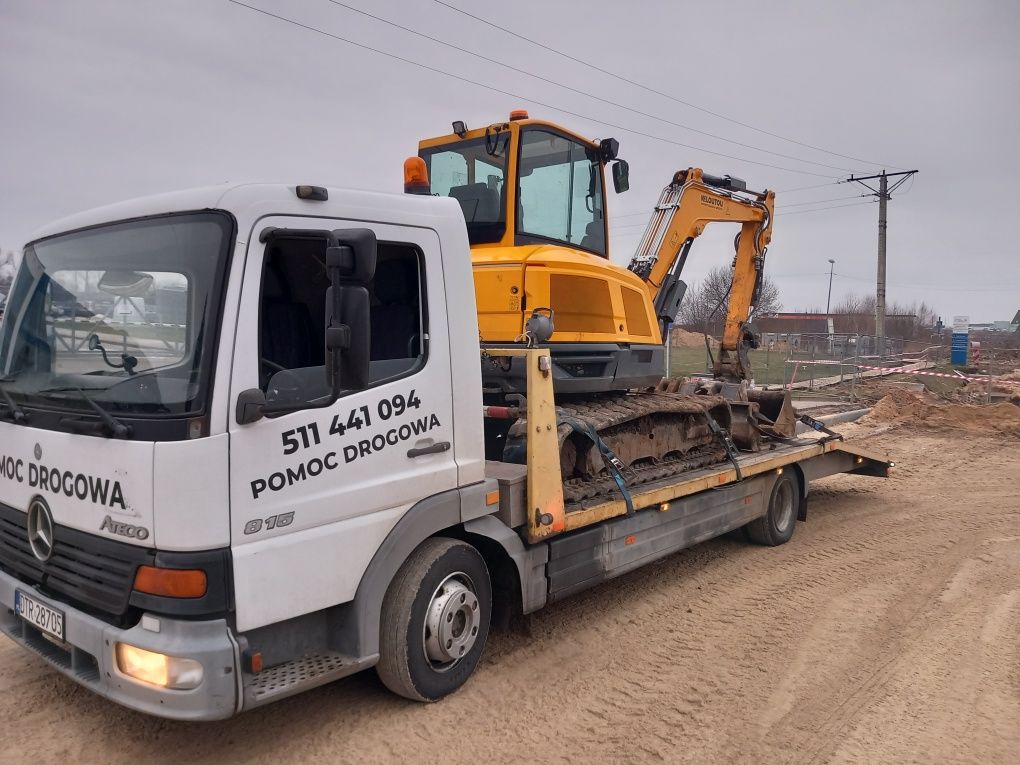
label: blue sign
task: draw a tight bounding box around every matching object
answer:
[950,333,968,365]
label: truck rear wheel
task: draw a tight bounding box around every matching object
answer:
[377,537,492,701]
[745,472,799,546]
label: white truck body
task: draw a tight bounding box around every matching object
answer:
[0,183,888,719]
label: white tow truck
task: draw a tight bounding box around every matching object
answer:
[0,183,889,720]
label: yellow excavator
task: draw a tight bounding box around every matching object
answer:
[409,111,795,502]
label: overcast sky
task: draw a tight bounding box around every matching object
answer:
[2,0,1018,322]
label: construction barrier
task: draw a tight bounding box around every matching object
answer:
[784,359,1020,386]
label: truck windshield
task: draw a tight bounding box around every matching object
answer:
[420,134,508,245]
[0,212,232,418]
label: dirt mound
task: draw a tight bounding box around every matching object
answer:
[862,388,1020,437]
[670,328,718,348]
[951,371,1020,405]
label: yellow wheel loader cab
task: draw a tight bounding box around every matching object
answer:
[417,112,664,393]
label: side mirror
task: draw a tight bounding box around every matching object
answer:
[612,160,630,194]
[326,228,376,283]
[325,228,376,394]
[236,388,267,425]
[324,285,370,391]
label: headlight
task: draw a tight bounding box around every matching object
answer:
[115,643,204,690]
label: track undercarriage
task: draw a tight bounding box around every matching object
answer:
[495,385,796,512]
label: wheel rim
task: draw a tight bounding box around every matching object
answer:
[423,572,480,672]
[773,479,795,531]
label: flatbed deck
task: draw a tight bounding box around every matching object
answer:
[483,348,893,544]
[562,436,891,531]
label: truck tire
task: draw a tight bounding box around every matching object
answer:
[745,472,799,546]
[377,537,492,702]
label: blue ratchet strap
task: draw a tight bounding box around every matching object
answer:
[704,412,744,481]
[561,416,635,515]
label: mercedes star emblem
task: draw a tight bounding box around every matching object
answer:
[26,498,55,562]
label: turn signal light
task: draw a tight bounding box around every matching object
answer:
[133,566,207,599]
[403,156,431,195]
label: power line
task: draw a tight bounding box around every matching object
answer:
[225,1,838,178]
[781,200,876,216]
[778,193,867,209]
[434,0,903,171]
[775,181,843,194]
[323,1,856,173]
[834,273,1020,293]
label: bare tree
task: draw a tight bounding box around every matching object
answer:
[0,250,18,298]
[676,265,781,335]
[829,293,937,339]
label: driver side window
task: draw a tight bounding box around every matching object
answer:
[257,238,426,400]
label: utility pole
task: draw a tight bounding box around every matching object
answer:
[846,169,918,356]
[826,258,835,316]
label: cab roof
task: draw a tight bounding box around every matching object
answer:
[27,183,465,245]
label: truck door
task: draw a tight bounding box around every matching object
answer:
[227,217,456,632]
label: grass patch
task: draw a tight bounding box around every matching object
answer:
[668,346,846,387]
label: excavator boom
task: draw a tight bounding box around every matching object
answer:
[627,168,775,382]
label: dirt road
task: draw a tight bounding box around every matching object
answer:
[2,418,1018,764]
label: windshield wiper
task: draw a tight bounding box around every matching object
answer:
[58,386,132,438]
[38,386,108,393]
[0,380,28,423]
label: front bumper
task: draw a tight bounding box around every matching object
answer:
[0,569,240,721]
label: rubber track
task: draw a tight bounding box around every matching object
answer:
[505,391,734,507]
[563,446,728,509]
[553,392,731,432]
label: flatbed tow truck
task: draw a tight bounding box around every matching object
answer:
[0,181,890,720]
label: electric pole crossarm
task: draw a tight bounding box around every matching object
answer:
[845,169,919,355]
[846,170,919,183]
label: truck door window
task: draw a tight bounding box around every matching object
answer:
[258,239,426,401]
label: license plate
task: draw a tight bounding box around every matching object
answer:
[14,590,65,642]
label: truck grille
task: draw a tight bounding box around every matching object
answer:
[0,503,152,617]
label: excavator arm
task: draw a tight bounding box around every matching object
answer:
[627,168,775,382]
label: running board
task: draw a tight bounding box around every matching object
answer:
[243,651,377,709]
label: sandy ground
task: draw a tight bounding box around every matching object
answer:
[2,409,1018,764]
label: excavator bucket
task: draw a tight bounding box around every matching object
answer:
[747,388,797,439]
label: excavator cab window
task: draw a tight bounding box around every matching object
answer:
[420,136,508,245]
[516,128,606,257]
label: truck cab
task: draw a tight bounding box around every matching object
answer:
[0,184,503,718]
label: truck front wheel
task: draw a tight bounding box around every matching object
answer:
[745,472,799,546]
[377,537,492,701]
